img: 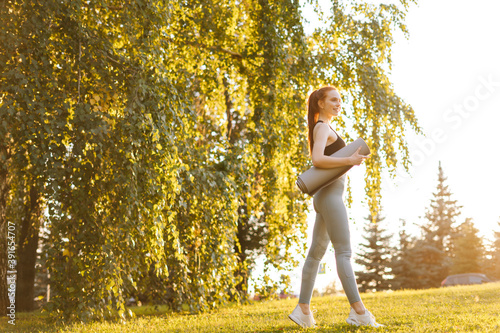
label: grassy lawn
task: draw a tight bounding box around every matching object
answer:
[2,282,500,332]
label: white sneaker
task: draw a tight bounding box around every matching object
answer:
[288,304,316,328]
[346,308,384,328]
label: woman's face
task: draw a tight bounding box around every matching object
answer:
[319,89,342,117]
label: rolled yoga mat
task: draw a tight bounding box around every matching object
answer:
[296,138,371,196]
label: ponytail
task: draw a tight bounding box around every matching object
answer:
[307,86,338,155]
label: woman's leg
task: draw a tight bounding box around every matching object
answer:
[315,176,363,308]
[298,211,331,314]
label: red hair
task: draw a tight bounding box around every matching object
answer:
[307,86,338,154]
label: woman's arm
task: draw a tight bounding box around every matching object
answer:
[311,123,353,168]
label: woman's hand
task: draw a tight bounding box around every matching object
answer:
[349,146,370,166]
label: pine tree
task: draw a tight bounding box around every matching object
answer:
[423,161,463,253]
[390,219,417,289]
[355,213,392,292]
[449,218,485,274]
[492,220,500,280]
[390,219,439,289]
[483,220,500,280]
[419,161,462,287]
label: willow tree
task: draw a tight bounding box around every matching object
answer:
[1,0,422,321]
[172,0,424,295]
[159,0,315,301]
[1,0,192,320]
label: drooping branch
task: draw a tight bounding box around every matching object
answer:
[222,75,233,142]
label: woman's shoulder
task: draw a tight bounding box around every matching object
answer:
[313,121,330,136]
[314,121,330,130]
[314,120,329,127]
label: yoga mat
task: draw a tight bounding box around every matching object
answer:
[296,138,371,196]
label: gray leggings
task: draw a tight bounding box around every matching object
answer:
[298,174,361,304]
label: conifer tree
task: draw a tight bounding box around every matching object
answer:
[418,161,462,287]
[449,218,485,274]
[423,161,462,252]
[492,220,500,279]
[390,219,416,289]
[483,220,500,280]
[355,213,392,292]
[390,219,437,289]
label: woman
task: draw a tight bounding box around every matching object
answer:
[288,86,384,328]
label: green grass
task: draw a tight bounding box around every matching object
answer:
[2,282,500,332]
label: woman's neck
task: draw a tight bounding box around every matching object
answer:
[318,110,333,123]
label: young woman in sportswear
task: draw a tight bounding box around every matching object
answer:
[288,86,384,328]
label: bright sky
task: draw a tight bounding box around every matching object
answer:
[249,0,500,296]
[380,0,500,238]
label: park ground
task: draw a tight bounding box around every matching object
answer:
[2,282,500,332]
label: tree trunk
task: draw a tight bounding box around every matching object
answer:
[16,179,42,312]
[231,203,267,300]
[233,251,249,298]
[0,144,10,316]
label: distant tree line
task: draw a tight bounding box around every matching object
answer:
[355,162,500,292]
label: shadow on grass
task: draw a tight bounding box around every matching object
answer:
[2,304,224,333]
[2,310,60,333]
[3,305,173,333]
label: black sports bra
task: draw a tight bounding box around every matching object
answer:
[316,120,346,155]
